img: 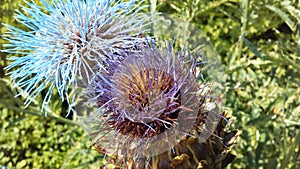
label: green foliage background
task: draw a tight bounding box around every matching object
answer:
[0,0,299,168]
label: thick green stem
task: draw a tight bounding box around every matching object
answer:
[0,99,78,126]
[237,0,249,60]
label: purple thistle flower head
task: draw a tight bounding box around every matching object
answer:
[83,44,218,167]
[2,0,152,114]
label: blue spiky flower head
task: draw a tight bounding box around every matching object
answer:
[2,0,152,114]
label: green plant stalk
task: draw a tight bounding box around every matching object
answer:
[148,0,157,38]
[279,129,300,169]
[149,0,157,13]
[237,0,249,60]
[0,99,78,126]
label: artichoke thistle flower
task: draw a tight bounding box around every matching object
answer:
[83,45,238,168]
[2,0,151,113]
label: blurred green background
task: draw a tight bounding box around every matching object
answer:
[1,0,299,168]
